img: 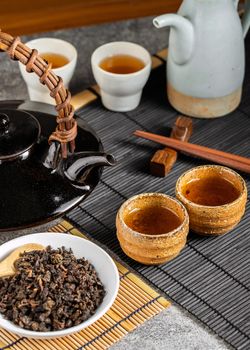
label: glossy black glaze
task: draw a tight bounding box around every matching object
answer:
[0,100,104,231]
[0,109,40,160]
[62,152,116,189]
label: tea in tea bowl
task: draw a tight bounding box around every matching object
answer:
[116,193,189,265]
[175,165,247,235]
[19,38,77,104]
[91,41,151,112]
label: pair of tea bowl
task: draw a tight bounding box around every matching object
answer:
[116,165,247,265]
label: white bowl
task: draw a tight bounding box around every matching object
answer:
[0,233,119,338]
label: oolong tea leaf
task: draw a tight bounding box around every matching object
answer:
[0,246,105,331]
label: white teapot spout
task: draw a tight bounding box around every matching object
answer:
[153,14,194,65]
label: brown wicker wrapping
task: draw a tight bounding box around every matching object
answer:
[0,30,77,158]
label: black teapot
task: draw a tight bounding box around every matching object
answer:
[0,32,115,231]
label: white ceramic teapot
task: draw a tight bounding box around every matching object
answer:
[153,0,250,118]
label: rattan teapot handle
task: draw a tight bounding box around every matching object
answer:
[0,31,77,158]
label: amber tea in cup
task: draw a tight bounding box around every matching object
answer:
[176,165,247,235]
[19,38,77,104]
[116,193,189,265]
[41,53,69,69]
[124,206,182,235]
[91,42,151,111]
[99,54,145,74]
[183,176,240,206]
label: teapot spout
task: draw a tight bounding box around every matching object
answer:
[62,151,116,189]
[153,14,194,64]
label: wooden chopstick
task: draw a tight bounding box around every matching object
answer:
[134,130,250,174]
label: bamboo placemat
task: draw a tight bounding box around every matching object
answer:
[0,220,170,350]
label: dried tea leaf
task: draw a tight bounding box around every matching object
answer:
[0,246,105,331]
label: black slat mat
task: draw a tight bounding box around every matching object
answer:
[65,59,250,349]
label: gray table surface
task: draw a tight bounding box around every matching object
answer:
[0,17,229,350]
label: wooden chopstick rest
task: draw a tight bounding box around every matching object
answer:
[150,116,193,177]
[150,148,177,177]
[171,116,193,141]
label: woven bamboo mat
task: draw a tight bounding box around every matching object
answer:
[0,220,169,350]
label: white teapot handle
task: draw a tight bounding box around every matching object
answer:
[233,0,250,37]
[242,0,250,37]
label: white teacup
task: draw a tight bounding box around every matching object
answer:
[19,38,77,105]
[91,42,151,112]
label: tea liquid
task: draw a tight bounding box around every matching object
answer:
[183,176,240,206]
[124,206,182,235]
[99,54,145,74]
[41,53,69,68]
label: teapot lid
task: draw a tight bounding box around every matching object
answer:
[0,109,41,161]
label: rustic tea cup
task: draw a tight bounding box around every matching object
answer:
[116,193,189,265]
[175,165,247,235]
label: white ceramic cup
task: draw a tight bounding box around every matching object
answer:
[91,41,151,112]
[19,38,77,105]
